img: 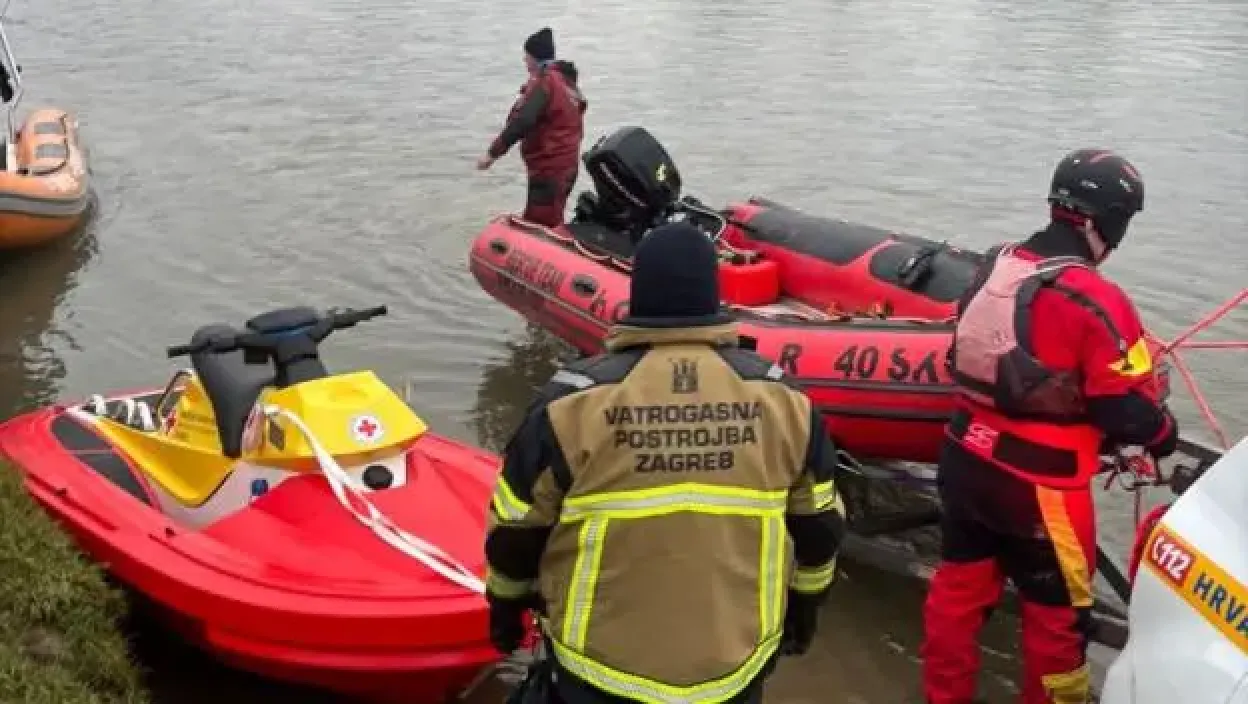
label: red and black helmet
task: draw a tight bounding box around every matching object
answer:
[1047,149,1144,249]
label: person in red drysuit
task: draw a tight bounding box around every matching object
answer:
[477,27,587,228]
[921,149,1180,704]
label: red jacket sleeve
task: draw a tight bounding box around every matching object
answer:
[1063,269,1178,451]
[1073,274,1158,399]
[1030,269,1177,453]
[489,75,550,159]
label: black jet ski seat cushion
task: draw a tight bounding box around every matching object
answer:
[189,324,275,459]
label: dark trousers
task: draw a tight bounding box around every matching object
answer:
[523,167,578,228]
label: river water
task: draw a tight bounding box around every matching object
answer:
[2,0,1246,701]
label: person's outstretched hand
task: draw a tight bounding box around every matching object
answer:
[477,154,496,171]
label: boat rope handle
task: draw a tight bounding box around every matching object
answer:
[261,406,486,595]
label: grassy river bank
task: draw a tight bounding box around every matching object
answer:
[0,462,150,704]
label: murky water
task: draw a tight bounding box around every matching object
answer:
[2,0,1246,700]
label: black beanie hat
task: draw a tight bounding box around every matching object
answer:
[625,222,726,324]
[524,28,556,62]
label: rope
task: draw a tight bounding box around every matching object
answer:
[1146,288,1248,452]
[262,406,486,595]
[1097,288,1248,506]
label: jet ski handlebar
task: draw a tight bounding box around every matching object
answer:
[166,305,388,359]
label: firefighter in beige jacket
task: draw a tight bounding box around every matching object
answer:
[484,222,846,704]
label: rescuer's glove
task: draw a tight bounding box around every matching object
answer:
[779,590,821,656]
[487,594,531,654]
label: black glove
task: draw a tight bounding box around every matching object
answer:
[779,590,821,656]
[488,595,530,655]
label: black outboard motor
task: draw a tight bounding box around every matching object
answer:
[575,126,682,241]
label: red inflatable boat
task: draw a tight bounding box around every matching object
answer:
[471,213,967,465]
[0,306,508,703]
[469,128,991,465]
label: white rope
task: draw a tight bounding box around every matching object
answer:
[134,401,155,431]
[262,405,486,595]
[115,397,136,423]
[83,394,156,431]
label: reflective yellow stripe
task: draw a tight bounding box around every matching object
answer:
[758,514,773,635]
[790,558,837,594]
[759,515,786,636]
[1108,338,1154,377]
[1143,525,1248,656]
[562,516,609,648]
[561,483,788,522]
[486,568,537,599]
[811,479,837,511]
[550,634,782,704]
[491,475,532,521]
[554,484,789,702]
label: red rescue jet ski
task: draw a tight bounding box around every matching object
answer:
[0,305,509,703]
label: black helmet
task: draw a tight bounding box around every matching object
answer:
[1047,149,1144,249]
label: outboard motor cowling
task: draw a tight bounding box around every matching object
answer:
[580,126,682,236]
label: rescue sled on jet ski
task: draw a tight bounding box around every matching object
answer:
[469,126,1170,472]
[0,305,508,704]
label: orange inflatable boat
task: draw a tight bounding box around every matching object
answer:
[0,20,91,249]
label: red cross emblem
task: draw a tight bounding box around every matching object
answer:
[351,415,383,443]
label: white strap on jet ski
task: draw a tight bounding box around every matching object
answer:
[263,406,486,595]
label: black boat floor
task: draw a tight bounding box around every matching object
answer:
[566,221,637,261]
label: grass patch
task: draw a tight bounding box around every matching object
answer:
[0,462,149,704]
